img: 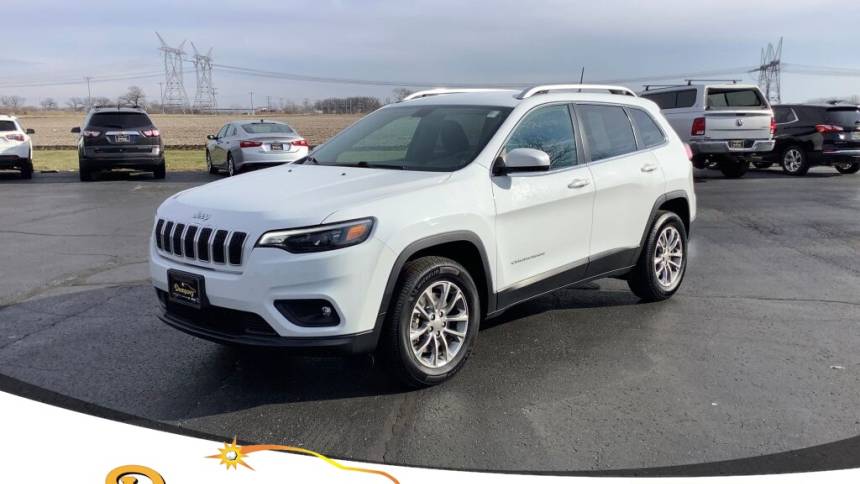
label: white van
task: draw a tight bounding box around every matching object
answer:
[640,83,775,178]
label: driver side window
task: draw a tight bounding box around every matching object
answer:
[216,125,229,139]
[505,104,577,169]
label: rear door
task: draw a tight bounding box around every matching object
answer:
[704,87,773,141]
[578,103,667,271]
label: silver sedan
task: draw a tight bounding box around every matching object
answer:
[205,120,309,176]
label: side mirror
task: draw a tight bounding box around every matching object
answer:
[494,148,551,175]
[206,134,217,140]
[70,127,81,134]
[25,128,35,135]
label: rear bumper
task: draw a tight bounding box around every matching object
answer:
[691,140,775,155]
[81,155,164,170]
[0,155,30,169]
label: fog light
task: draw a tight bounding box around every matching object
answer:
[275,299,340,327]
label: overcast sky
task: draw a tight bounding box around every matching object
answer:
[3,0,859,106]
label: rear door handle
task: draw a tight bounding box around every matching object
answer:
[568,178,590,189]
[641,163,658,173]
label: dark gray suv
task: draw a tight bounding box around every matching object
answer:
[72,107,166,181]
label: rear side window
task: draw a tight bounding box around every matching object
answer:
[87,112,153,129]
[578,104,638,161]
[629,109,666,148]
[676,90,697,108]
[505,104,577,169]
[825,108,860,127]
[0,120,17,132]
[774,107,798,124]
[643,92,676,110]
[706,88,766,109]
[242,123,295,134]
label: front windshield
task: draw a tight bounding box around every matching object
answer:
[308,105,512,171]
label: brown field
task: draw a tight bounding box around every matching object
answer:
[16,112,363,148]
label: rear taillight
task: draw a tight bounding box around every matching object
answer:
[290,139,309,147]
[683,143,694,161]
[691,117,706,136]
[82,129,101,138]
[815,124,844,134]
[5,134,25,142]
[770,116,776,136]
[240,140,263,148]
[142,128,160,137]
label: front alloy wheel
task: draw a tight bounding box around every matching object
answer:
[381,256,480,387]
[409,281,470,369]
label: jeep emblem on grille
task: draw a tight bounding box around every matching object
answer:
[192,211,211,221]
[736,119,744,127]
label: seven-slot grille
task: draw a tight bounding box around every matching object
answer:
[154,218,248,266]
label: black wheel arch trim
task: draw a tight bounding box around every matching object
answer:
[372,231,495,350]
[633,190,691,262]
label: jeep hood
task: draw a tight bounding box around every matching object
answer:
[161,164,451,228]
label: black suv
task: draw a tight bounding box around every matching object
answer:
[71,107,166,181]
[759,103,860,176]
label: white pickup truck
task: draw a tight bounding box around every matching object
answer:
[640,83,775,178]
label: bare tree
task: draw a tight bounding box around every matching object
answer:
[91,96,111,108]
[392,88,414,102]
[118,85,146,106]
[0,95,26,111]
[66,97,86,111]
[40,98,58,111]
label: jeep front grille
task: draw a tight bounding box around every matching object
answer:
[154,218,248,266]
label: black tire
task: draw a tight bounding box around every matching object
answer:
[753,162,773,169]
[691,155,708,170]
[153,161,166,179]
[718,157,749,178]
[835,162,860,174]
[379,256,481,387]
[627,211,688,302]
[206,150,218,174]
[781,145,809,176]
[21,160,33,179]
[78,160,93,182]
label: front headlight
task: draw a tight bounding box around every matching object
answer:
[256,218,374,253]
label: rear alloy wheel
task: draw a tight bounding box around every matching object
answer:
[627,211,688,301]
[380,256,480,387]
[781,146,809,176]
[718,157,749,178]
[227,155,236,177]
[835,161,860,174]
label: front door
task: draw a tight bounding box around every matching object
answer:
[491,103,595,306]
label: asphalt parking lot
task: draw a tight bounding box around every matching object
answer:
[0,167,858,472]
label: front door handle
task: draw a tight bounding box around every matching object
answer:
[568,178,590,189]
[641,163,658,173]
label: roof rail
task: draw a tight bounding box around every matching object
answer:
[643,84,688,91]
[402,88,509,101]
[517,84,636,99]
[684,79,740,85]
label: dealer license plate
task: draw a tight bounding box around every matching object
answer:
[167,270,205,309]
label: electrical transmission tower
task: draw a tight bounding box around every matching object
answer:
[191,42,217,113]
[156,32,190,113]
[753,37,783,104]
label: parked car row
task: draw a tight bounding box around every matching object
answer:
[640,82,860,177]
[0,105,309,181]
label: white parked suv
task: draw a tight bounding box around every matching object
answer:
[0,115,35,179]
[640,82,775,178]
[150,85,696,386]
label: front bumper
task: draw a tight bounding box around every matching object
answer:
[691,139,775,155]
[149,235,396,349]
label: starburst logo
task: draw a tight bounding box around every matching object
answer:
[209,437,253,470]
[207,437,399,483]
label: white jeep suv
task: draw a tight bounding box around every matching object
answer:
[150,85,696,386]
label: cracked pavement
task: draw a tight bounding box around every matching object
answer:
[0,167,858,471]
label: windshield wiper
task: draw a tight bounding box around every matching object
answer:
[349,161,406,170]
